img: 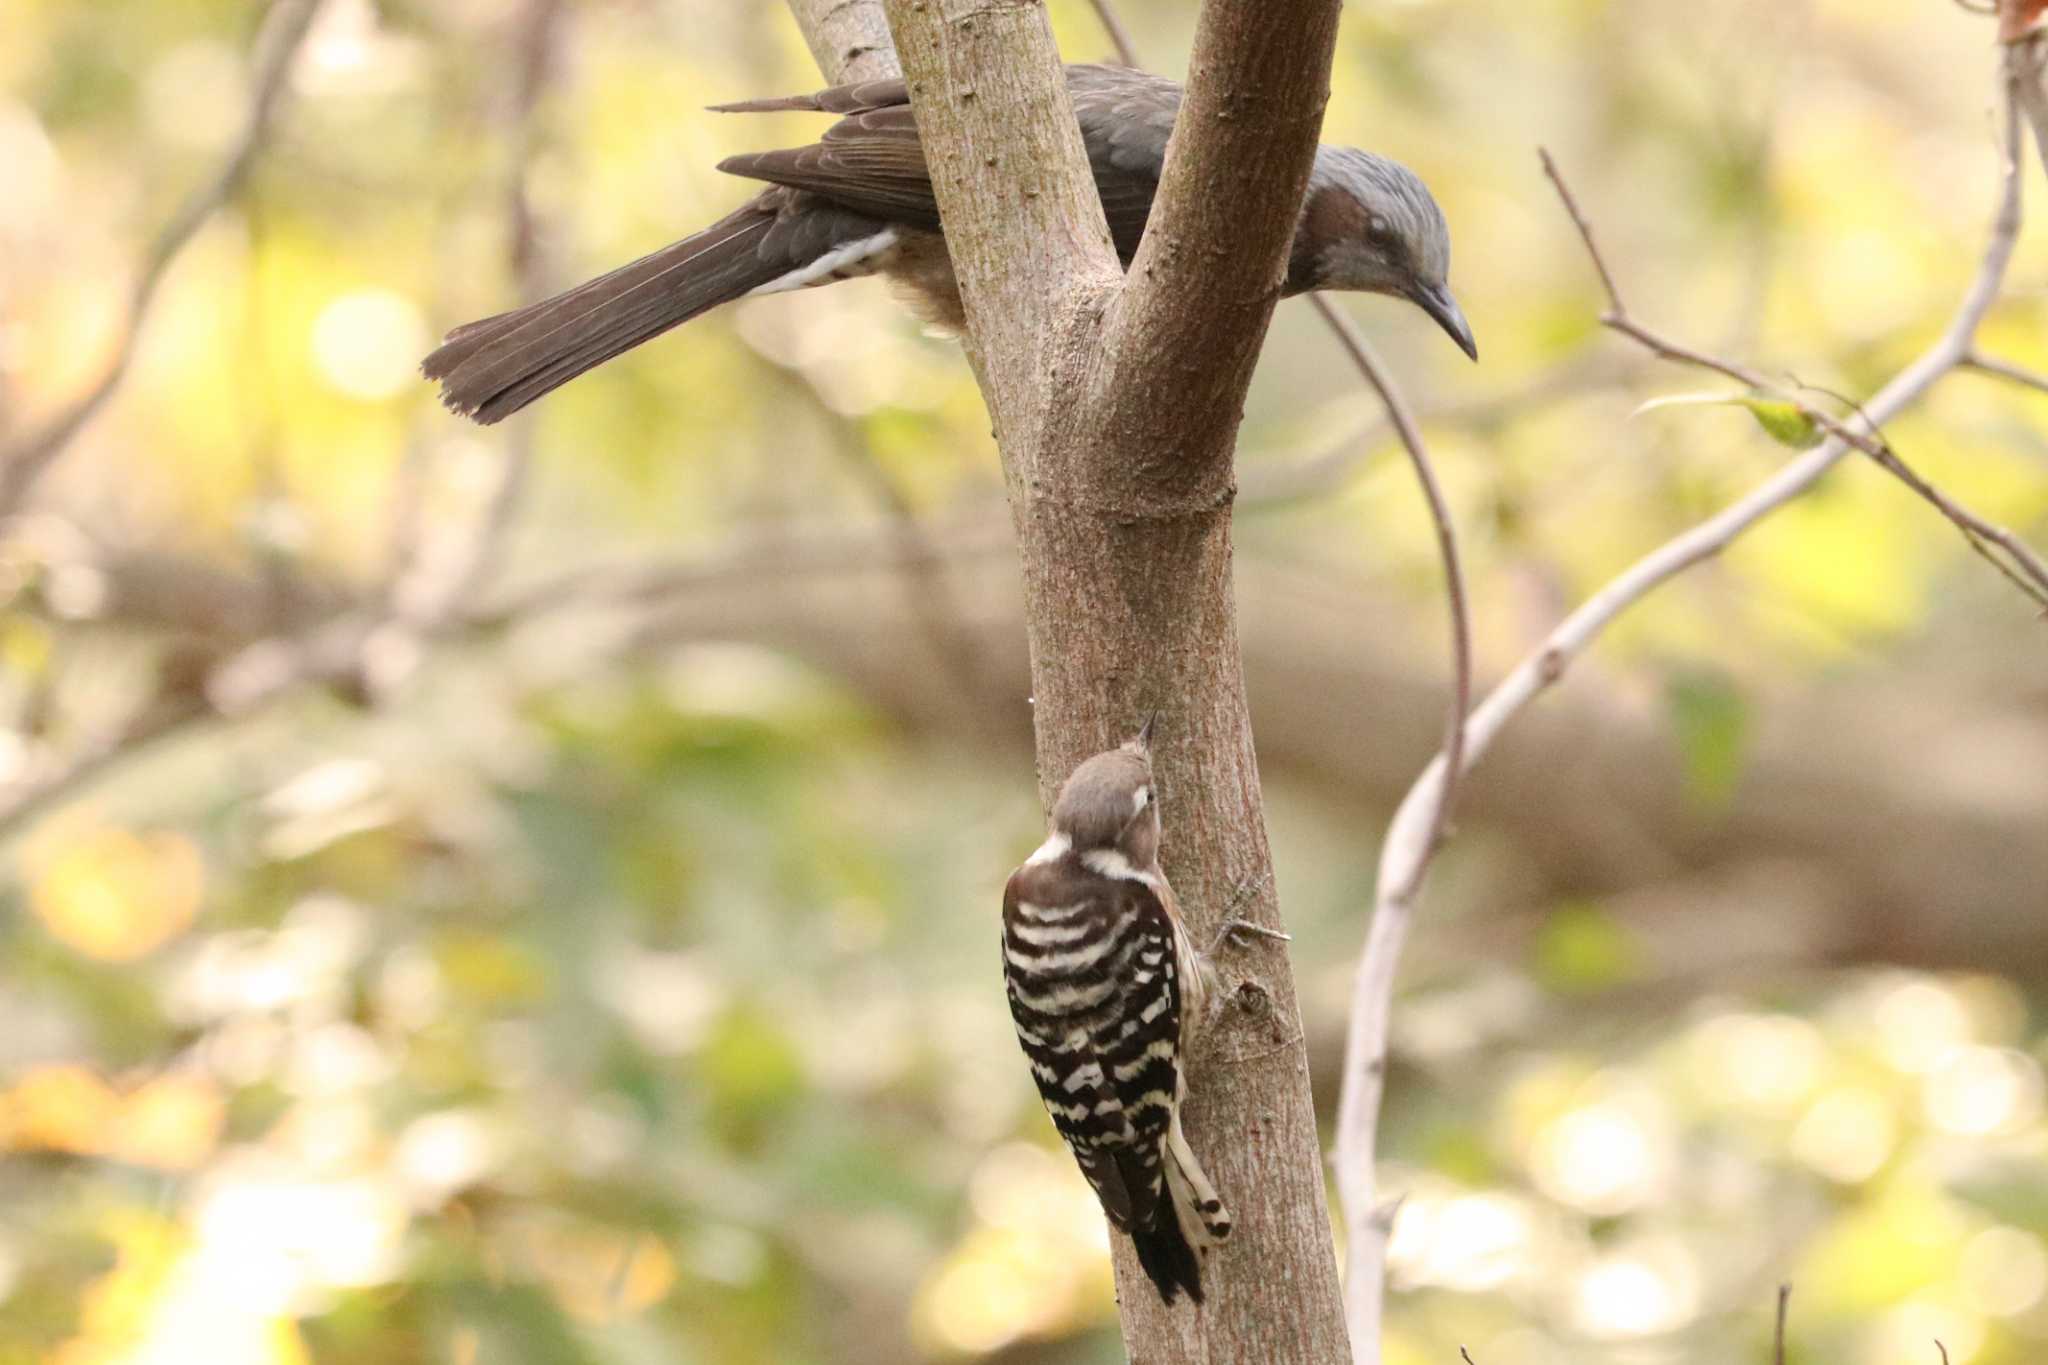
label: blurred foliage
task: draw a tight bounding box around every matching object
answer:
[1,0,2045,1363]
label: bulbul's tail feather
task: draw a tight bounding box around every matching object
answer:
[422,205,779,424]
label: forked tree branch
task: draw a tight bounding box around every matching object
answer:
[0,0,327,513]
[1084,0,1474,920]
[858,0,1355,1355]
[1336,41,2030,1361]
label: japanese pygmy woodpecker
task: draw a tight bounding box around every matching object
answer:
[424,63,1475,424]
[1000,720,1284,1306]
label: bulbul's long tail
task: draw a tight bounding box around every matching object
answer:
[423,203,780,424]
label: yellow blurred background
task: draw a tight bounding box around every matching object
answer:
[1,1,2045,1362]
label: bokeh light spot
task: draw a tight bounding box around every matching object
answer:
[1958,1226,2047,1318]
[311,289,428,400]
[29,825,204,962]
[1790,1086,1896,1184]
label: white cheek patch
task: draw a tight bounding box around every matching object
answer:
[1132,786,1151,817]
[1025,832,1071,866]
[1082,849,1162,888]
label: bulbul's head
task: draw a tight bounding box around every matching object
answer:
[1050,722,1160,865]
[1295,147,1477,361]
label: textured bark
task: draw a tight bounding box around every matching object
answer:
[785,0,1349,1359]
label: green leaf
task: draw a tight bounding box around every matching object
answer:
[1665,668,1753,809]
[1531,901,1641,995]
[1738,394,1825,449]
[1633,390,1825,449]
[699,1004,806,1148]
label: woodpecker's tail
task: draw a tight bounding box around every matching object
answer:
[1131,1201,1205,1307]
[423,203,780,425]
[1129,1129,1232,1306]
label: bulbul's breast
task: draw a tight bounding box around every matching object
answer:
[877,229,965,330]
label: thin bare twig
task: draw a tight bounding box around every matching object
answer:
[2000,0,2048,178]
[0,0,326,513]
[1241,351,1629,506]
[1335,51,2027,1362]
[1540,147,2048,612]
[1308,295,1472,903]
[1086,0,1142,65]
[459,0,567,598]
[743,344,992,703]
[370,0,566,697]
[1964,350,2048,396]
[1775,1283,1791,1365]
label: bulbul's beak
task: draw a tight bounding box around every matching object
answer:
[1135,712,1158,752]
[1413,281,1478,362]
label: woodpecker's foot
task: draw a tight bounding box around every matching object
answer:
[1222,871,1273,919]
[1206,917,1292,957]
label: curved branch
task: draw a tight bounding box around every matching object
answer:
[1335,49,2028,1359]
[1305,296,1472,905]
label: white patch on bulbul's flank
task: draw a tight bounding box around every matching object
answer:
[746,229,902,295]
[1024,832,1072,867]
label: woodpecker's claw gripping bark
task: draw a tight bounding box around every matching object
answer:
[1207,917,1292,956]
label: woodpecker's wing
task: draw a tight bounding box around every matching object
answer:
[717,64,1183,264]
[1001,862,1186,1234]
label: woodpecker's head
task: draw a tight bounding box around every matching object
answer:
[1049,718,1161,867]
[1290,147,1476,362]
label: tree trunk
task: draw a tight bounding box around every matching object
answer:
[782,1,1350,1359]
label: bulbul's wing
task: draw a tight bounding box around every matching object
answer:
[716,63,1183,263]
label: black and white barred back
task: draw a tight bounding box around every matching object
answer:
[1001,844,1232,1306]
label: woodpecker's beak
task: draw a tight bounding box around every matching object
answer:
[1412,281,1478,362]
[1135,712,1158,752]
